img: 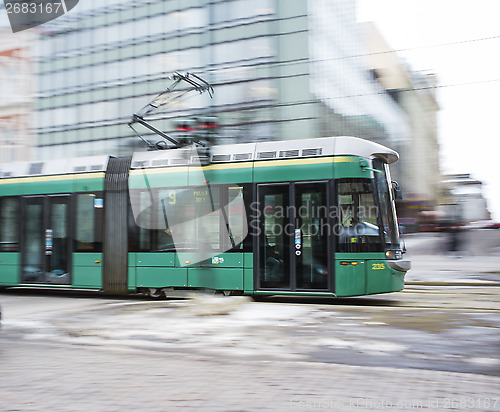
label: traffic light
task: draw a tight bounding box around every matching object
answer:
[171,117,218,147]
[196,116,218,146]
[173,119,196,133]
[196,117,218,130]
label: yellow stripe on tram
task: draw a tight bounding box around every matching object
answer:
[0,156,361,183]
[129,156,359,176]
[0,172,105,185]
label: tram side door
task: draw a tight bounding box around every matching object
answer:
[21,195,71,285]
[256,182,330,291]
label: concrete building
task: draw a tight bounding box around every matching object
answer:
[0,29,35,163]
[440,174,491,223]
[26,0,409,160]
[359,22,441,218]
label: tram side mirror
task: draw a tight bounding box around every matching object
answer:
[400,238,407,254]
[391,181,403,200]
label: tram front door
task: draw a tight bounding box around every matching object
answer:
[21,195,71,285]
[257,182,330,291]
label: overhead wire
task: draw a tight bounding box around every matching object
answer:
[305,33,500,98]
[331,33,500,61]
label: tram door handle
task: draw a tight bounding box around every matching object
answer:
[45,229,53,256]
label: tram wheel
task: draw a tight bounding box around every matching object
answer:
[147,288,164,299]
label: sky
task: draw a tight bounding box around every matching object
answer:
[357,0,500,221]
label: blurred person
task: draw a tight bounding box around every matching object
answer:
[445,223,464,256]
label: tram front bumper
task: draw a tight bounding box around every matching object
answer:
[387,260,411,272]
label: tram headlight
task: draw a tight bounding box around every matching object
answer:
[385,250,402,260]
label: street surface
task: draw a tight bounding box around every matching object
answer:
[0,231,499,411]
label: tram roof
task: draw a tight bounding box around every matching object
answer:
[0,155,110,179]
[130,136,399,169]
[0,136,398,178]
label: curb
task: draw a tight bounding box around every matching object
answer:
[405,281,500,287]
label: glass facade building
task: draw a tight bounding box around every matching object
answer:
[29,0,409,160]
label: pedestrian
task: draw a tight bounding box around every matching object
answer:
[447,224,463,256]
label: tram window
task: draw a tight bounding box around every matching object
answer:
[226,185,247,251]
[130,186,222,252]
[129,184,251,253]
[166,186,221,252]
[336,179,383,253]
[152,186,221,252]
[75,193,103,251]
[132,190,154,251]
[127,204,143,252]
[0,197,19,252]
[128,189,170,252]
[259,185,290,288]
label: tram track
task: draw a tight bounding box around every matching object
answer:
[2,280,500,378]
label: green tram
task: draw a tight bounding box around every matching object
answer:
[0,136,410,298]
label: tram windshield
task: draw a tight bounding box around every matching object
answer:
[337,179,383,252]
[373,158,400,249]
[336,159,400,253]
